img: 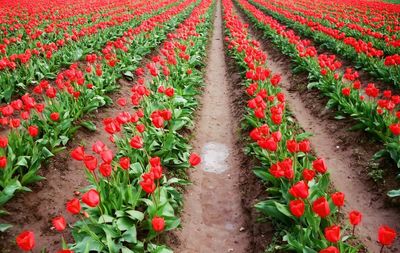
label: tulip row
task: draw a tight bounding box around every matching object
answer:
[234,0,400,197]
[0,0,198,230]
[0,0,176,102]
[223,0,398,252]
[14,0,214,251]
[266,0,400,56]
[249,0,400,87]
[0,0,133,57]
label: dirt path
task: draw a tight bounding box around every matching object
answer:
[232,3,400,252]
[173,1,250,252]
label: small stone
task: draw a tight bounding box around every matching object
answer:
[336,146,340,149]
[228,249,234,252]
[239,227,245,232]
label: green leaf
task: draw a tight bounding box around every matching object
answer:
[126,210,144,221]
[116,217,134,231]
[0,223,12,232]
[387,189,400,198]
[81,121,97,131]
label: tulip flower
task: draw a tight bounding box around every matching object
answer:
[50,112,60,121]
[319,246,339,253]
[378,225,397,252]
[66,198,81,215]
[331,192,345,209]
[16,230,35,251]
[52,216,66,232]
[130,136,143,149]
[288,181,309,199]
[119,157,130,170]
[349,210,362,235]
[312,158,327,174]
[324,225,340,243]
[71,146,85,161]
[28,125,39,137]
[289,199,305,218]
[82,189,100,207]
[189,153,201,166]
[152,216,165,232]
[312,197,330,218]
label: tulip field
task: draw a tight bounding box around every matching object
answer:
[0,0,399,252]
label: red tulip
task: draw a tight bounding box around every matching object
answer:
[57,250,74,253]
[302,169,315,181]
[312,197,330,218]
[71,146,85,161]
[286,140,298,153]
[289,181,309,199]
[319,246,339,253]
[289,199,305,218]
[66,198,81,215]
[152,216,165,232]
[82,189,100,207]
[100,149,113,163]
[99,163,112,177]
[136,124,145,133]
[349,210,362,226]
[165,87,174,97]
[50,112,60,121]
[389,123,400,135]
[92,141,106,154]
[0,136,8,148]
[130,136,143,149]
[28,125,39,137]
[313,158,327,174]
[149,157,161,167]
[84,155,97,171]
[140,173,156,194]
[151,165,163,179]
[378,225,397,246]
[189,153,201,166]
[298,140,310,153]
[52,216,66,231]
[324,225,340,243]
[0,156,7,169]
[331,192,345,208]
[16,230,35,251]
[119,157,130,170]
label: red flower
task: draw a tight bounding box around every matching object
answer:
[130,136,143,149]
[378,225,397,246]
[0,136,7,148]
[319,246,339,253]
[312,196,330,218]
[16,231,35,251]
[82,189,100,207]
[349,210,362,226]
[0,156,7,168]
[140,173,156,194]
[289,199,305,217]
[50,112,60,121]
[151,165,163,179]
[286,140,298,153]
[71,146,85,161]
[298,140,310,153]
[302,169,315,181]
[100,149,113,163]
[84,155,97,171]
[92,141,106,154]
[165,87,174,97]
[152,216,165,232]
[136,124,145,133]
[312,158,327,174]
[99,163,112,177]
[389,123,400,135]
[119,157,130,170]
[288,181,309,199]
[57,250,74,253]
[331,192,345,208]
[324,225,340,243]
[341,88,351,97]
[28,125,39,137]
[189,153,201,166]
[150,157,161,167]
[52,216,66,231]
[66,198,81,215]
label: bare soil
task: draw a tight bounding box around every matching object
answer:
[172,1,254,252]
[233,2,400,252]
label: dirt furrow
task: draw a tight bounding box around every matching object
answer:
[173,1,251,252]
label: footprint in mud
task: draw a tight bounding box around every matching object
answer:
[201,142,230,173]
